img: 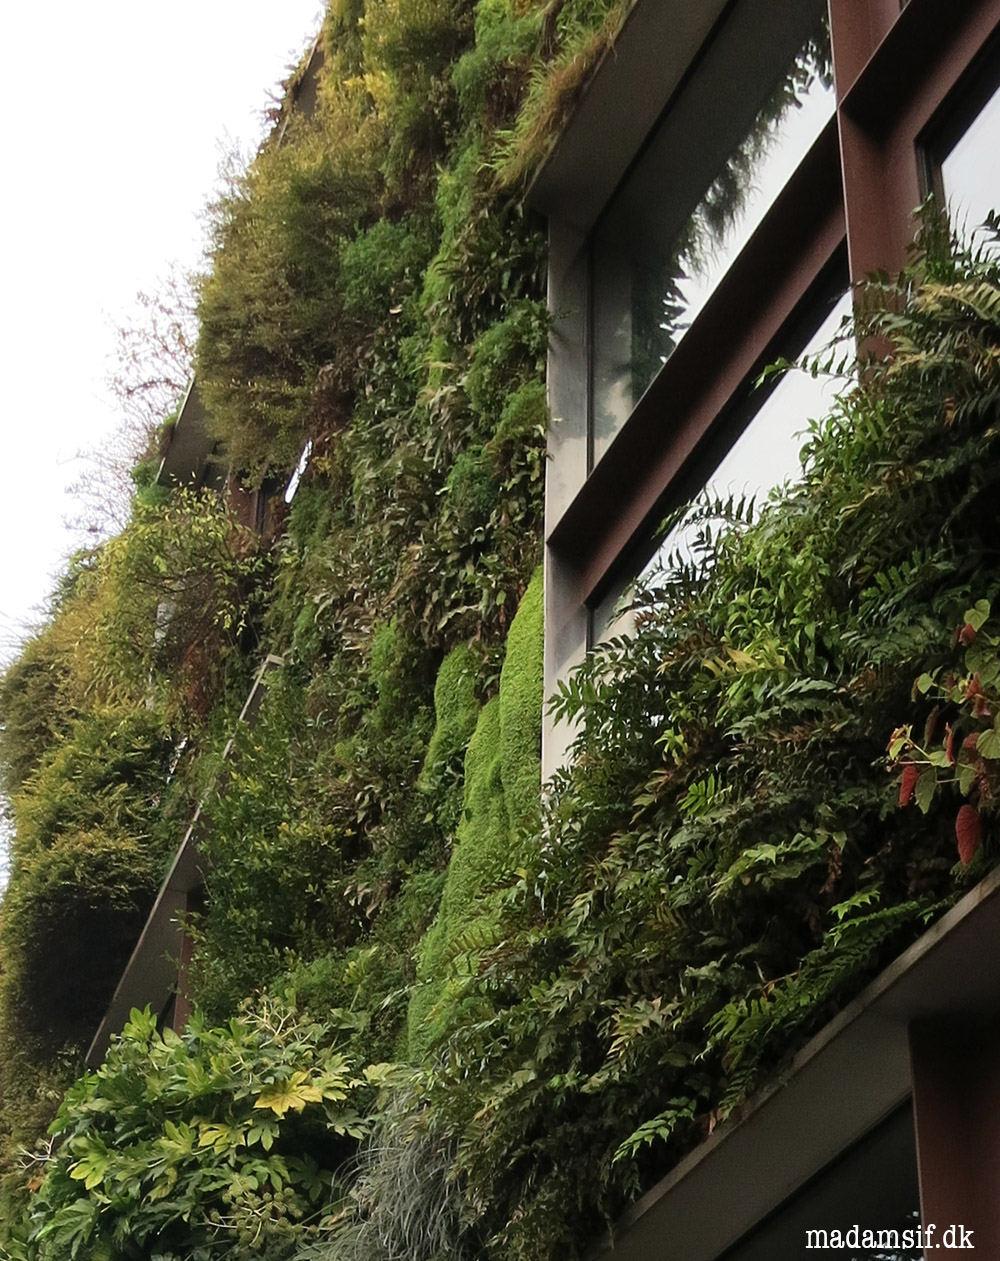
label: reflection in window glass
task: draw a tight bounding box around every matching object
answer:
[591,288,851,645]
[940,76,1000,246]
[662,288,852,558]
[591,0,833,462]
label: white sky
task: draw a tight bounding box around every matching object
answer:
[0,1,324,665]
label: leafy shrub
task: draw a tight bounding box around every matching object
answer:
[452,0,543,127]
[198,133,376,475]
[0,710,175,1060]
[0,628,75,799]
[85,490,263,719]
[11,1002,372,1261]
[464,300,548,432]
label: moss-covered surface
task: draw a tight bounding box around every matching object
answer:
[408,697,506,1060]
[418,639,482,835]
[498,566,543,831]
[408,569,542,1060]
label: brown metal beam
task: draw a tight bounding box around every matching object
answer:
[547,121,845,606]
[837,0,1000,283]
[599,867,1000,1259]
[910,1017,1000,1255]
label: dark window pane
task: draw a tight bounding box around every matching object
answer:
[719,1105,921,1261]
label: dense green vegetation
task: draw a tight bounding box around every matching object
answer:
[401,234,1000,1258]
[6,1003,376,1261]
[1,2,999,1258]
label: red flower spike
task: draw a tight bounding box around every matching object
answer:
[899,763,919,808]
[956,805,982,865]
[959,623,978,647]
[945,724,958,765]
[963,732,980,753]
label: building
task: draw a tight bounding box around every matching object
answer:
[530,0,1000,1253]
[81,0,1000,1250]
[86,34,328,1066]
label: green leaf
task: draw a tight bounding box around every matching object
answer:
[964,599,991,631]
[914,768,937,814]
[254,1071,323,1117]
[958,761,978,793]
[977,728,1000,759]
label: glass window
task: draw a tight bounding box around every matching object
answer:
[719,1105,921,1260]
[592,285,851,644]
[661,288,852,559]
[939,72,1000,245]
[590,0,834,463]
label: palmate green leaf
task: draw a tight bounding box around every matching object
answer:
[363,1061,412,1089]
[244,1116,280,1150]
[68,1149,110,1193]
[146,1166,180,1203]
[17,999,363,1257]
[964,598,991,631]
[253,1070,324,1117]
[958,759,979,793]
[196,1120,247,1154]
[325,1106,369,1139]
[157,1119,198,1161]
[33,1196,98,1257]
[285,1154,327,1203]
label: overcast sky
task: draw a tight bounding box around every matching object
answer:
[0,2,324,664]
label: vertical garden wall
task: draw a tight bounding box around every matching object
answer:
[1,3,999,1259]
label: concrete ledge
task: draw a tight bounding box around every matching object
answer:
[599,865,1000,1258]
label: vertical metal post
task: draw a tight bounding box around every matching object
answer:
[910,1017,1000,1255]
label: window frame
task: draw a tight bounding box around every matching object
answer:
[532,0,1000,1244]
[529,0,1000,1245]
[585,0,835,467]
[561,119,845,612]
[918,25,1000,210]
[537,0,1000,777]
[588,250,852,651]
